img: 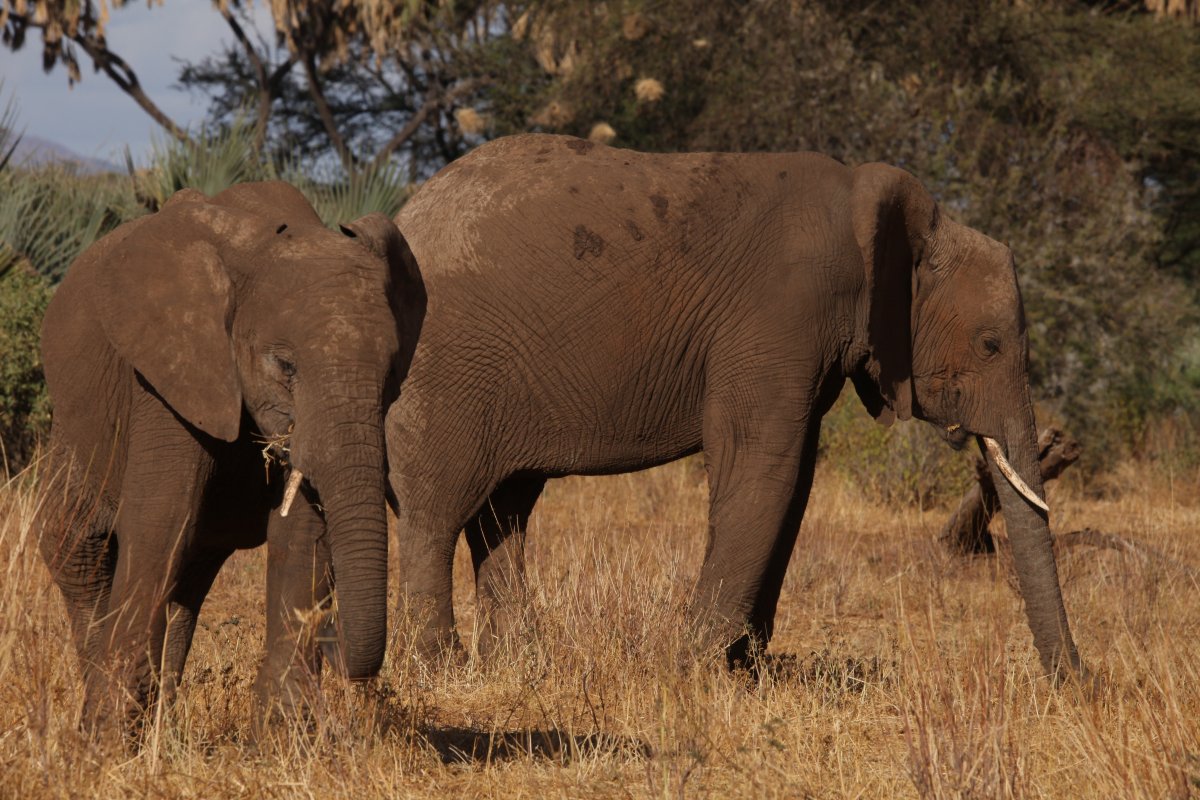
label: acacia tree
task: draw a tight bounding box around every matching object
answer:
[1,0,195,141]
[5,0,1200,458]
[0,0,506,173]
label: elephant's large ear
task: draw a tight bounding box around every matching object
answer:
[338,212,421,289]
[339,213,427,371]
[850,163,937,425]
[92,196,243,441]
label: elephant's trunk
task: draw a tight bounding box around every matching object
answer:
[302,393,389,681]
[981,392,1084,680]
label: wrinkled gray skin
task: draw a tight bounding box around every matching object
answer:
[37,182,424,738]
[387,134,1084,680]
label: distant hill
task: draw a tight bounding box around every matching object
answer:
[8,135,120,174]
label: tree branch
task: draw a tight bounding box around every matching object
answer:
[219,4,271,152]
[8,12,193,145]
[68,31,192,145]
[370,78,486,169]
[301,53,355,170]
[1055,528,1200,586]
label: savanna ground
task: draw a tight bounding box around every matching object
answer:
[1,444,1198,799]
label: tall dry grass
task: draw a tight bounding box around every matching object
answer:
[0,453,1197,798]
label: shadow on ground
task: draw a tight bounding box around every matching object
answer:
[421,726,651,765]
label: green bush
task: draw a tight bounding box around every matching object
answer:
[820,390,974,509]
[0,168,137,282]
[0,264,52,474]
[136,122,412,225]
[136,122,273,209]
[292,163,411,227]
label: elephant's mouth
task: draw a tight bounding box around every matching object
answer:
[938,423,970,450]
[255,422,305,516]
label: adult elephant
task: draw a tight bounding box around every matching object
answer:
[37,182,425,738]
[386,134,1085,680]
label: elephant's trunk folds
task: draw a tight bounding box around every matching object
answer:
[303,390,389,681]
[980,405,1084,680]
[322,480,388,679]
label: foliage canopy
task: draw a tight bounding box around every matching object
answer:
[2,0,1200,468]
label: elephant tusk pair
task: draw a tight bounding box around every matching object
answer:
[280,469,304,517]
[982,436,1049,513]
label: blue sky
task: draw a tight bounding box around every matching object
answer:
[0,1,273,163]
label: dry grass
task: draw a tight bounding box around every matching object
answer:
[1,454,1198,799]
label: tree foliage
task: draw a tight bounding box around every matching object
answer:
[3,0,1200,466]
[1,1,507,172]
[0,265,51,474]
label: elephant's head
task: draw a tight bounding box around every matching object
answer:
[848,164,1084,680]
[87,181,426,679]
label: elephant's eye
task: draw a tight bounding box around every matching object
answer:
[973,330,1002,360]
[273,355,297,379]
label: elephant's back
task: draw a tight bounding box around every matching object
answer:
[395,134,846,283]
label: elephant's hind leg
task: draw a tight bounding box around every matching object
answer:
[465,473,546,660]
[43,521,118,683]
[393,499,475,667]
[35,454,119,692]
[85,390,212,739]
[390,411,497,667]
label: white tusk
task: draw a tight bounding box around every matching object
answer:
[280,469,304,517]
[982,437,1049,513]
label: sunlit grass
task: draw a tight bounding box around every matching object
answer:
[0,454,1196,798]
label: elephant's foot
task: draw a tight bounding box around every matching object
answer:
[682,602,772,676]
[473,602,535,667]
[723,632,771,679]
[81,662,161,750]
[395,592,466,672]
[1054,659,1105,701]
[405,625,467,672]
[250,659,322,746]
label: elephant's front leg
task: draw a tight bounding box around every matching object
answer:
[253,491,332,735]
[160,547,232,705]
[692,386,815,670]
[393,503,466,666]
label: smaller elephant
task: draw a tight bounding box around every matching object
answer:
[36,181,425,739]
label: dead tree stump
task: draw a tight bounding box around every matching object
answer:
[940,427,1081,554]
